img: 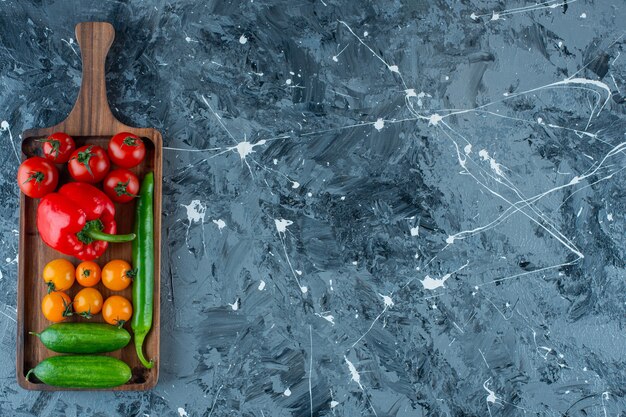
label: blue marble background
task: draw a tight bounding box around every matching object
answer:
[1,0,625,416]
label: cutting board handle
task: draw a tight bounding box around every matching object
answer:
[64,22,116,132]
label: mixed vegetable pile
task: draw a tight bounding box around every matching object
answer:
[19,132,154,388]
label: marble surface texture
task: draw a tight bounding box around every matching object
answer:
[1,0,625,416]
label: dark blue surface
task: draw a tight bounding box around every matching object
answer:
[1,1,625,416]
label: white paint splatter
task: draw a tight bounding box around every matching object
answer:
[405,88,417,97]
[421,261,469,290]
[428,113,443,126]
[273,158,278,165]
[0,120,19,163]
[275,218,293,234]
[315,312,335,325]
[178,408,188,417]
[185,36,192,42]
[580,12,587,18]
[415,91,431,107]
[607,213,613,221]
[464,144,472,155]
[284,387,292,396]
[410,226,419,236]
[363,31,368,37]
[231,140,266,160]
[373,118,385,131]
[421,275,447,290]
[286,79,292,85]
[344,356,364,390]
[380,294,394,307]
[239,34,248,44]
[228,299,240,311]
[340,196,346,201]
[332,56,339,62]
[491,12,500,21]
[483,378,499,404]
[470,12,478,20]
[258,280,266,290]
[212,219,226,230]
[182,200,206,224]
[292,181,300,189]
[478,149,505,177]
[330,401,339,408]
[388,65,399,73]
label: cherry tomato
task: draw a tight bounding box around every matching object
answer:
[42,259,75,292]
[102,295,132,325]
[68,145,110,183]
[73,288,103,318]
[102,169,139,204]
[107,132,145,168]
[102,260,133,291]
[37,132,75,163]
[41,291,72,322]
[75,261,101,287]
[17,157,59,198]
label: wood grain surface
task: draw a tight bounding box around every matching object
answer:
[16,22,162,391]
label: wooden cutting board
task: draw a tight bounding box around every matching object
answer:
[16,22,161,391]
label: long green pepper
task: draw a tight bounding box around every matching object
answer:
[131,172,154,368]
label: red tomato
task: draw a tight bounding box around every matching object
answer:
[103,169,139,203]
[68,145,110,183]
[107,132,146,168]
[38,132,75,163]
[17,157,59,198]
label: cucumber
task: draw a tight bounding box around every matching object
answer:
[31,323,130,353]
[26,355,131,388]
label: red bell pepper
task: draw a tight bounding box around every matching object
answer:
[37,182,135,260]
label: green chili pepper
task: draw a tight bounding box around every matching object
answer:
[131,172,154,368]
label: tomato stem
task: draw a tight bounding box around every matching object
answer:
[79,309,93,319]
[63,299,74,318]
[114,180,138,198]
[122,136,139,147]
[36,138,61,158]
[23,171,45,184]
[73,145,95,178]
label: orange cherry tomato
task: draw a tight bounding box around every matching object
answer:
[75,261,101,287]
[73,288,103,318]
[102,260,133,291]
[41,292,72,322]
[42,259,75,292]
[102,295,132,326]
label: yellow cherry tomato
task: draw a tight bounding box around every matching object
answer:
[102,260,133,291]
[102,295,132,326]
[42,259,75,292]
[41,292,72,322]
[75,261,101,287]
[73,288,103,318]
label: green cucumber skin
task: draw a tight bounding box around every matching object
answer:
[37,323,131,354]
[32,356,131,388]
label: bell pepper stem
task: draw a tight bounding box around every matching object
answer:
[77,219,135,244]
[84,228,136,243]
